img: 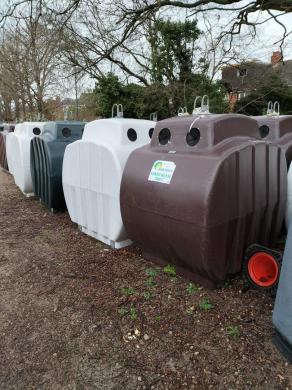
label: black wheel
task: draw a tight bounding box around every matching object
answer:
[243,244,282,297]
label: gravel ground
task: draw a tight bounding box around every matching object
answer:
[0,168,292,390]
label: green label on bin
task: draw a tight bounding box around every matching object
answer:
[148,160,176,184]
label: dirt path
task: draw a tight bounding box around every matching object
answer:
[0,168,291,389]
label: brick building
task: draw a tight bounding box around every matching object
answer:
[222,51,292,106]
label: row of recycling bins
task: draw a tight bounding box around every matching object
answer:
[1,113,292,288]
[1,110,292,361]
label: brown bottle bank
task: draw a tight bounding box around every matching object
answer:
[0,124,15,171]
[120,114,287,289]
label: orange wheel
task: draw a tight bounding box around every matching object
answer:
[243,244,282,296]
[248,252,279,287]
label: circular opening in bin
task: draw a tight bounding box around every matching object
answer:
[33,127,41,136]
[62,127,71,138]
[186,127,200,146]
[158,128,171,145]
[127,128,137,142]
[149,128,154,139]
[248,252,279,287]
[259,125,269,138]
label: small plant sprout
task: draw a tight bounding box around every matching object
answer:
[117,307,128,316]
[121,287,135,296]
[155,315,161,322]
[146,276,156,287]
[163,264,176,277]
[186,282,199,295]
[145,268,159,277]
[227,326,240,338]
[199,298,213,311]
[129,306,138,320]
[142,291,152,300]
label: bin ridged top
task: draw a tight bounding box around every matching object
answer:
[14,122,46,138]
[254,115,292,140]
[120,114,287,289]
[41,121,85,142]
[82,118,155,145]
[151,114,260,151]
[254,115,292,165]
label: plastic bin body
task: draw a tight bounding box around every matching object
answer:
[255,116,292,227]
[30,121,85,210]
[273,224,292,362]
[0,124,15,171]
[120,114,286,288]
[62,118,155,248]
[287,167,292,226]
[6,122,45,195]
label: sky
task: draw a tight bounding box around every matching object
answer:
[253,13,292,62]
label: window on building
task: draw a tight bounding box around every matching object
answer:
[237,68,248,78]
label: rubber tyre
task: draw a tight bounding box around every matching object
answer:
[243,244,282,297]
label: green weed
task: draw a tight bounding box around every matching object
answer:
[186,282,199,295]
[227,326,240,338]
[145,268,160,277]
[142,291,153,300]
[129,307,138,320]
[146,276,156,287]
[121,287,135,296]
[199,298,213,311]
[163,264,176,277]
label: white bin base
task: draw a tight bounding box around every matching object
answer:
[22,191,35,198]
[79,225,132,249]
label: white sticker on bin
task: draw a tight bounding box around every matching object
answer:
[148,160,176,184]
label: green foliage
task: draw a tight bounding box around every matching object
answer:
[95,72,227,120]
[120,287,135,296]
[95,73,123,117]
[145,267,160,287]
[129,306,138,320]
[199,298,213,311]
[163,264,176,277]
[142,291,153,300]
[226,326,240,338]
[94,18,227,119]
[145,268,160,277]
[186,282,199,295]
[149,18,201,83]
[234,73,292,115]
[146,276,156,287]
[117,305,137,320]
